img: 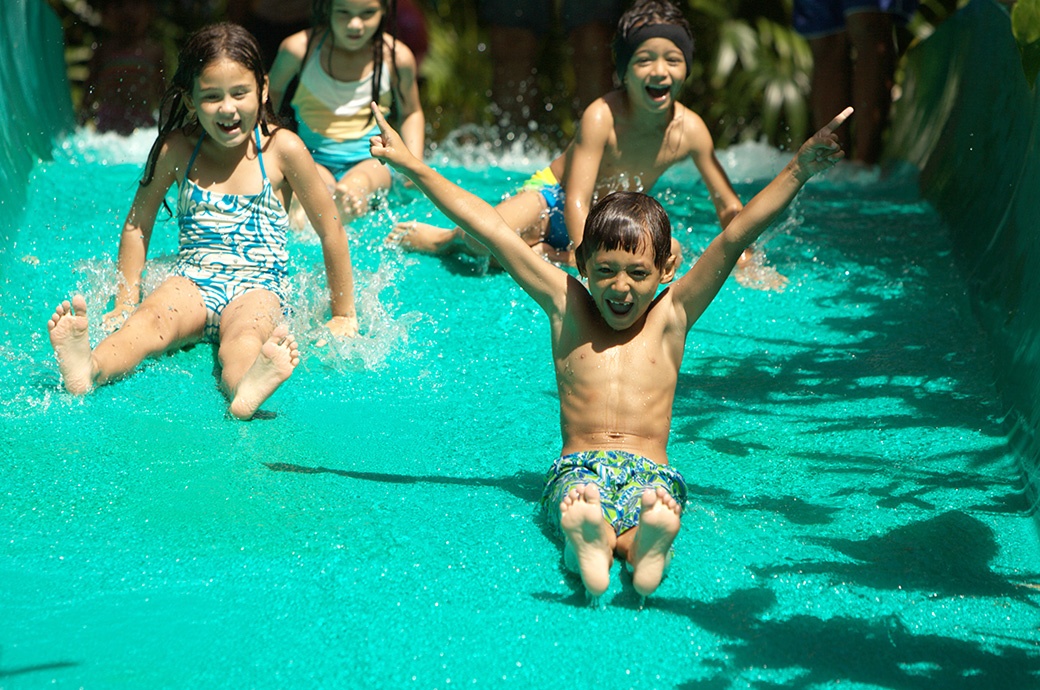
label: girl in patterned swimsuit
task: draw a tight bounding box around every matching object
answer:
[268,0,425,229]
[46,23,358,420]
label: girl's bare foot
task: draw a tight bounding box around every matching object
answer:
[559,483,615,598]
[628,487,682,597]
[47,295,94,395]
[229,325,300,420]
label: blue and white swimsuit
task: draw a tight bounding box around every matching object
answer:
[173,127,290,341]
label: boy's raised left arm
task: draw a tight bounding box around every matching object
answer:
[670,108,853,329]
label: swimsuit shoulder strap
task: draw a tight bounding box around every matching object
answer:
[254,126,269,181]
[185,131,206,182]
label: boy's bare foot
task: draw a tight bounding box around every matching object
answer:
[559,483,615,598]
[47,295,95,395]
[229,325,299,420]
[628,487,682,597]
[385,221,460,255]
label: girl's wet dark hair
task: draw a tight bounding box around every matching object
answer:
[309,0,399,127]
[141,23,274,189]
[575,191,672,273]
[613,0,694,82]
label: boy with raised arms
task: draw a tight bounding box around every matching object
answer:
[391,0,783,290]
[371,102,852,599]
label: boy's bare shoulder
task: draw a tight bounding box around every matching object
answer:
[671,103,716,153]
[575,96,618,142]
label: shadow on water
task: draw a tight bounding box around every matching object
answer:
[0,661,79,679]
[751,511,1040,603]
[264,462,544,502]
[661,588,1040,690]
[672,190,1002,446]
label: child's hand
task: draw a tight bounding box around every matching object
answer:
[794,107,853,180]
[101,305,132,333]
[368,102,413,170]
[326,314,359,338]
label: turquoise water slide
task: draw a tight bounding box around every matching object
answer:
[0,0,74,231]
[6,0,1037,516]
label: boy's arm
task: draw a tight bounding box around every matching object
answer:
[671,108,853,328]
[693,148,743,230]
[389,40,425,160]
[369,105,568,313]
[561,101,611,247]
[278,131,359,337]
[268,31,308,113]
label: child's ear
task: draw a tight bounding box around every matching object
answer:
[183,90,196,117]
[659,252,679,285]
[261,75,270,105]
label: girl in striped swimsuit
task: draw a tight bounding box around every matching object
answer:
[47,23,358,420]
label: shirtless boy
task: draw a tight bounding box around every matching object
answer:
[391,0,782,289]
[371,102,852,599]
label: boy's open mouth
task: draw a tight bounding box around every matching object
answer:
[606,299,634,315]
[646,85,670,101]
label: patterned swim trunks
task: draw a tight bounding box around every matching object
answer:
[540,450,688,537]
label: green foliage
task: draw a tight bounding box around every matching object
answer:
[1012,0,1040,86]
[418,5,494,139]
[704,15,811,148]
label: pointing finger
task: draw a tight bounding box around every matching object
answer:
[822,106,854,135]
[369,101,390,132]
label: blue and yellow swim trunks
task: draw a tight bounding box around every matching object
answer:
[520,167,570,251]
[540,450,688,536]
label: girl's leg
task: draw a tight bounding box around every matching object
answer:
[389,189,550,257]
[333,159,393,224]
[47,277,206,394]
[216,289,298,420]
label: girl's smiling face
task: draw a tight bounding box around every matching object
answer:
[188,57,266,148]
[330,0,384,51]
[624,37,688,113]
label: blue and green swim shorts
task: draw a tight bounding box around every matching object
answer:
[540,450,688,537]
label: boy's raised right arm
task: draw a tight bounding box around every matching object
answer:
[368,105,568,314]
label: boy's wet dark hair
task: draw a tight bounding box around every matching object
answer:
[612,0,694,83]
[575,191,672,273]
[141,23,274,189]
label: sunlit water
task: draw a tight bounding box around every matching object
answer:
[2,127,1038,688]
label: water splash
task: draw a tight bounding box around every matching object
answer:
[286,253,422,372]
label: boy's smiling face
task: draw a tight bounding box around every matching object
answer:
[583,242,675,331]
[625,37,688,113]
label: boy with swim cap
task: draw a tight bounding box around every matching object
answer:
[391,0,785,290]
[370,101,852,600]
